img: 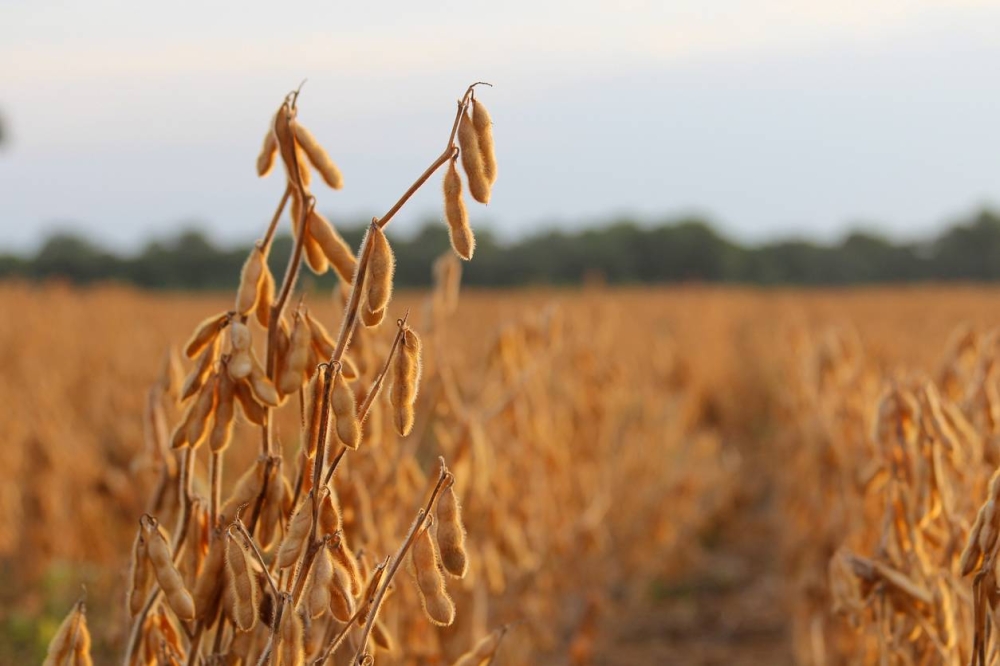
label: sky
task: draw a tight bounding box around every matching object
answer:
[2,1,1000,253]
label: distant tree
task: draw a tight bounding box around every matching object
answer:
[9,209,1000,288]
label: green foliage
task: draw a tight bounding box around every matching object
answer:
[5,209,1000,288]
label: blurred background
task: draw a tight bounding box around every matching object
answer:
[4,1,1000,283]
[6,2,1000,665]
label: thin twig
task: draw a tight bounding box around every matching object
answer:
[262,186,292,251]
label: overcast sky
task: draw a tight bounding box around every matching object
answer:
[2,1,1000,252]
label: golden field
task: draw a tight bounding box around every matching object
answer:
[6,282,1000,664]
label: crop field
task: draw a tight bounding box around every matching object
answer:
[8,82,1000,666]
[5,280,1000,664]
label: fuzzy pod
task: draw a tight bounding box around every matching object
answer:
[443,159,474,260]
[318,488,342,537]
[305,310,337,360]
[182,336,220,401]
[228,351,253,384]
[302,226,330,275]
[229,321,252,351]
[411,524,455,626]
[292,121,344,190]
[277,498,313,569]
[306,548,335,619]
[256,261,276,328]
[279,315,312,395]
[471,98,497,186]
[42,600,92,666]
[248,351,280,407]
[193,534,227,622]
[457,108,490,204]
[304,373,326,458]
[309,210,356,283]
[389,327,422,436]
[436,484,468,578]
[184,313,228,360]
[182,498,210,587]
[276,598,305,666]
[296,144,313,189]
[224,533,259,631]
[128,529,153,617]
[146,523,196,621]
[233,377,267,426]
[331,370,360,449]
[209,370,236,452]
[257,465,292,550]
[330,538,361,597]
[235,245,266,316]
[329,557,355,622]
[219,458,266,523]
[366,224,395,314]
[452,628,504,666]
[184,373,219,448]
[256,125,278,177]
[272,104,300,188]
[361,304,386,328]
[371,617,394,652]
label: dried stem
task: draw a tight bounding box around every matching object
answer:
[357,313,409,422]
[261,186,292,251]
[209,451,222,532]
[351,460,451,663]
[329,82,483,370]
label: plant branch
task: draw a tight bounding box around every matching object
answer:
[262,186,292,251]
[351,460,451,663]
[357,313,409,422]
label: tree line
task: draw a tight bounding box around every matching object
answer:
[4,209,1000,289]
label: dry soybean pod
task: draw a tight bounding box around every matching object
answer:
[182,335,220,401]
[248,350,280,407]
[193,530,226,621]
[184,312,228,359]
[306,545,334,619]
[128,527,153,617]
[308,209,356,283]
[256,120,278,177]
[362,304,386,328]
[234,377,267,426]
[366,223,394,314]
[471,97,497,185]
[277,496,313,569]
[256,260,276,328]
[235,244,267,316]
[292,120,344,190]
[224,528,258,631]
[276,595,305,666]
[457,107,490,204]
[436,480,468,578]
[43,599,92,666]
[331,367,360,449]
[145,517,196,620]
[209,368,236,453]
[443,158,475,260]
[219,458,266,523]
[411,521,455,626]
[389,326,422,436]
[452,626,506,666]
